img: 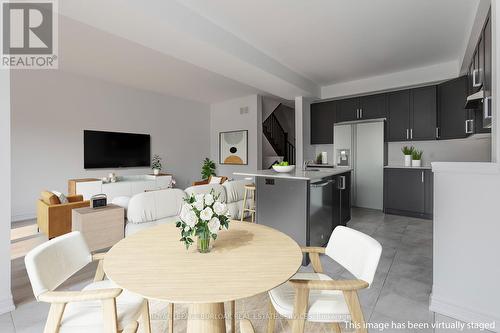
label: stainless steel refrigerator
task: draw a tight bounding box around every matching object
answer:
[333,120,385,210]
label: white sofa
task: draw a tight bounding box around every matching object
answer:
[122,180,253,236]
[125,188,186,236]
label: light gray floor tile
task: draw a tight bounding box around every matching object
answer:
[0,313,16,333]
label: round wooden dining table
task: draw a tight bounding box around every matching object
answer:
[104,221,303,333]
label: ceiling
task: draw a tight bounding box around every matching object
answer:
[58,16,261,104]
[181,0,480,85]
[57,0,481,102]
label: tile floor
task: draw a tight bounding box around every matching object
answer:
[3,209,492,332]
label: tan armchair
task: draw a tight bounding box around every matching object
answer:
[37,191,90,239]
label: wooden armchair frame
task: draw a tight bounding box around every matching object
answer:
[267,246,369,333]
[38,252,151,333]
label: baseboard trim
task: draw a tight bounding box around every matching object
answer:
[384,208,432,220]
[0,295,15,314]
[12,212,36,222]
[430,294,500,332]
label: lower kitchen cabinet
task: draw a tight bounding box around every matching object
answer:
[384,168,433,219]
[332,171,351,230]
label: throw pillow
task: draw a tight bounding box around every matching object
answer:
[209,176,222,184]
[52,191,69,204]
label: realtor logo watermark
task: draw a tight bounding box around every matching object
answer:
[1,0,58,69]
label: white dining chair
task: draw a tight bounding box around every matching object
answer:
[24,231,151,333]
[267,226,382,333]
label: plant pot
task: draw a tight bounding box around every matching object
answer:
[197,231,212,253]
[412,159,422,167]
[153,169,160,175]
[404,155,412,167]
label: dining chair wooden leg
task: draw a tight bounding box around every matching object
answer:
[168,303,174,333]
[267,299,276,333]
[44,303,66,333]
[102,298,119,333]
[343,290,366,333]
[241,190,248,222]
[229,300,236,333]
[332,322,342,333]
[291,287,309,333]
[141,300,151,333]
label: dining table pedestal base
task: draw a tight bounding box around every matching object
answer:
[187,302,227,333]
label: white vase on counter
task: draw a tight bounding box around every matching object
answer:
[404,155,412,167]
[412,159,422,167]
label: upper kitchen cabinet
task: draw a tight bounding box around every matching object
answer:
[359,93,387,120]
[337,94,387,122]
[337,97,359,122]
[387,90,410,141]
[411,86,437,141]
[310,101,336,144]
[437,76,469,140]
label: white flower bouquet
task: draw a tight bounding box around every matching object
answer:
[176,190,230,252]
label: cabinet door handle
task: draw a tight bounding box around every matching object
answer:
[484,96,492,119]
[421,171,424,183]
[406,129,409,140]
[435,127,440,139]
[339,176,346,190]
[465,119,474,134]
[410,128,413,140]
[360,108,363,118]
[473,69,481,87]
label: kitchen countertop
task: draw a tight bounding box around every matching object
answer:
[384,164,432,170]
[234,167,352,181]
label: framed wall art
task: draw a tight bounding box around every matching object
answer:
[219,130,248,165]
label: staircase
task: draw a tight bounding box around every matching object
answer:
[263,104,295,165]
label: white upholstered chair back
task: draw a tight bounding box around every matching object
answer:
[24,232,92,299]
[325,226,382,286]
[127,188,186,223]
[184,184,227,203]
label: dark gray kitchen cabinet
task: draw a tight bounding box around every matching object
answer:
[337,98,359,122]
[384,168,432,219]
[411,86,437,140]
[339,172,351,225]
[424,170,433,217]
[437,76,469,139]
[311,101,336,144]
[359,94,387,120]
[387,90,410,141]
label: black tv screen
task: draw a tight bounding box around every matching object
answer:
[84,130,150,169]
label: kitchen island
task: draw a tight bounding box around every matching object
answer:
[234,168,352,256]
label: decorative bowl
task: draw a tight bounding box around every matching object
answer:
[272,165,295,173]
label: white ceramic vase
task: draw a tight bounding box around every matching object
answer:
[404,155,412,167]
[153,169,160,175]
[412,159,422,167]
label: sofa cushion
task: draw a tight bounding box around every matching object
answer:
[125,216,179,236]
[185,184,226,203]
[223,180,253,203]
[127,189,185,224]
[41,191,60,205]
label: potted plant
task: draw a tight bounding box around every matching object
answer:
[401,146,414,167]
[412,150,423,167]
[201,157,216,180]
[176,190,230,253]
[151,154,162,175]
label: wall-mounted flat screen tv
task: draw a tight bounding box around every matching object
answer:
[84,130,150,169]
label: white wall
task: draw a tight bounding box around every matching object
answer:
[387,136,492,166]
[210,95,262,177]
[295,96,316,167]
[11,70,210,221]
[0,70,15,314]
[321,60,458,99]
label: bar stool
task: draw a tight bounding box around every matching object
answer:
[240,184,256,223]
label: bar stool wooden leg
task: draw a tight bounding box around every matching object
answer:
[250,188,255,223]
[241,189,248,222]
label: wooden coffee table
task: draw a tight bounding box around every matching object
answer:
[103,221,303,333]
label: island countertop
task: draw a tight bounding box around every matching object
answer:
[234,167,352,181]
